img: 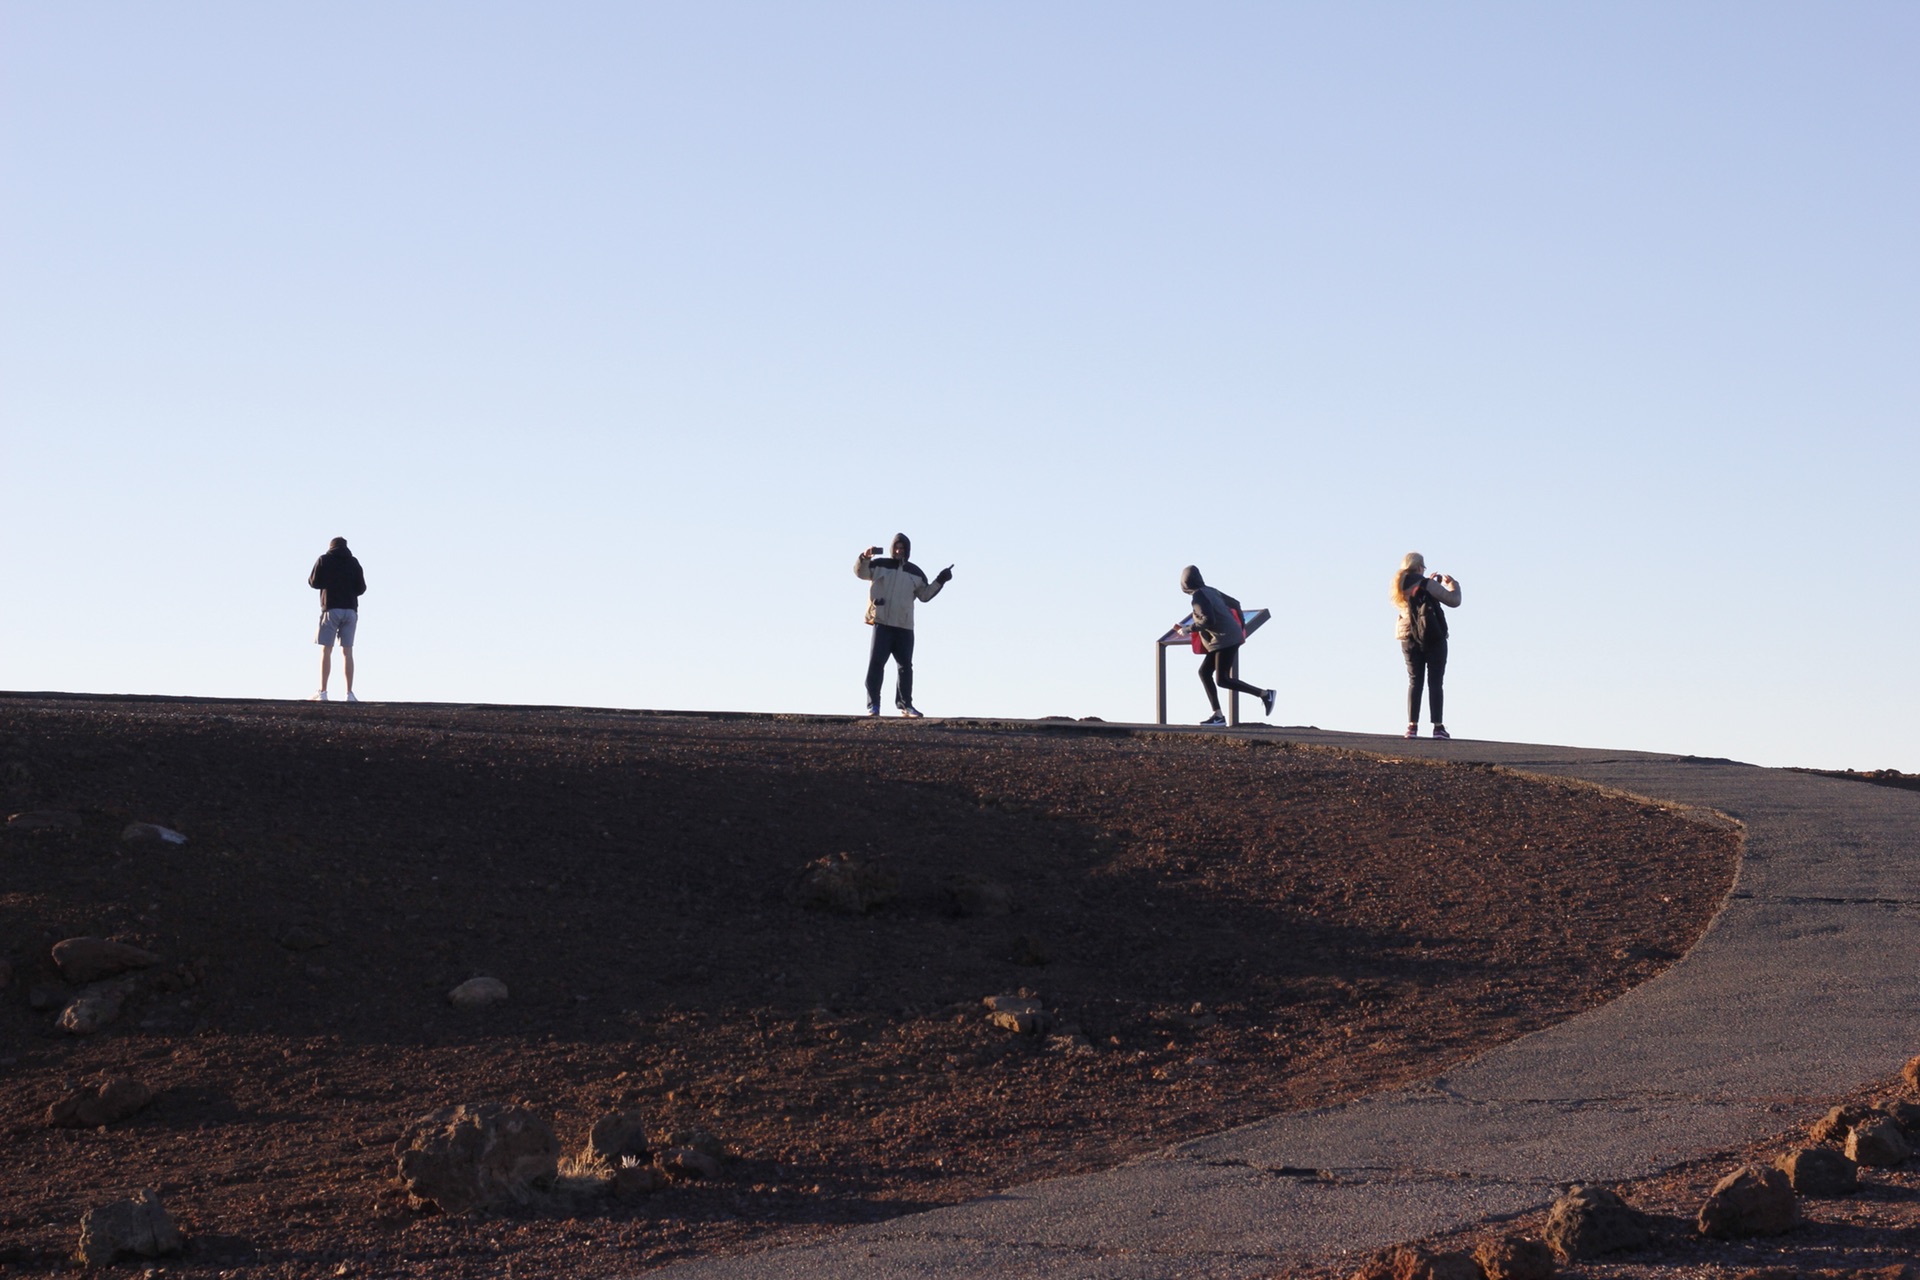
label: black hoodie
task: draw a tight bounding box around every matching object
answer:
[309,549,367,611]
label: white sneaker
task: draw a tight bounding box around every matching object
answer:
[310,691,329,702]
[346,691,360,703]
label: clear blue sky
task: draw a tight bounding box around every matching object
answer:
[3,3,1915,770]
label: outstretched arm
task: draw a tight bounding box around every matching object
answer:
[855,549,876,581]
[915,565,953,602]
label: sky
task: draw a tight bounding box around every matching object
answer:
[2,3,1915,771]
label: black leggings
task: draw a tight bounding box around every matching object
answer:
[1199,646,1263,712]
[1404,639,1447,724]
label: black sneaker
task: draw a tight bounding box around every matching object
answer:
[1431,725,1451,740]
[899,705,925,718]
[1199,712,1226,726]
[1261,689,1276,717]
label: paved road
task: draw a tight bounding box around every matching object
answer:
[660,727,1920,1278]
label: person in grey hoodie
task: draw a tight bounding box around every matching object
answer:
[1180,565,1275,726]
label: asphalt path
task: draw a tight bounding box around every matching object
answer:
[658,727,1920,1278]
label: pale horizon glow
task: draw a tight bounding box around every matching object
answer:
[3,4,1915,771]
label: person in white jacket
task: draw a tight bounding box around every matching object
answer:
[855,533,953,717]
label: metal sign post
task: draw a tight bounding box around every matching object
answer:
[1155,608,1271,726]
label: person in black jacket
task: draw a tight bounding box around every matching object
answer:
[1180,565,1275,726]
[308,537,367,702]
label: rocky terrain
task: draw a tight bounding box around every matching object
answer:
[0,696,1739,1275]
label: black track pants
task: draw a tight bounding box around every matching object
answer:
[1404,639,1447,724]
[865,623,915,709]
[1198,646,1263,712]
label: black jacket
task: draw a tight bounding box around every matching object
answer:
[1180,565,1245,653]
[309,550,367,611]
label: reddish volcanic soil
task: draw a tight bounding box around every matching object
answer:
[0,697,1739,1276]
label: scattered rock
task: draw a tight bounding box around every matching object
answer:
[983,994,1050,1035]
[1903,1054,1920,1093]
[941,874,1012,918]
[447,976,509,1009]
[1349,1244,1482,1280]
[1047,1031,1095,1055]
[659,1146,723,1181]
[1883,1098,1920,1133]
[1774,1145,1859,1196]
[612,1159,668,1201]
[795,852,898,915]
[1543,1185,1652,1260]
[394,1104,560,1212]
[74,1188,181,1266]
[6,809,82,832]
[1846,1115,1912,1167]
[47,1077,155,1128]
[1698,1163,1799,1238]
[120,822,187,845]
[1474,1234,1555,1280]
[583,1111,651,1168]
[654,1127,726,1161]
[1809,1102,1874,1144]
[278,925,330,951]
[50,936,160,984]
[57,983,132,1035]
[1008,933,1052,966]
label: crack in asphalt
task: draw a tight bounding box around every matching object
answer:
[1731,892,1920,906]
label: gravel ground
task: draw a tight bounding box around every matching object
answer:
[0,697,1738,1276]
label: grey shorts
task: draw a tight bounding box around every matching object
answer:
[316,608,358,647]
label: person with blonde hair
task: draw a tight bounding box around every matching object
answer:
[1392,551,1460,739]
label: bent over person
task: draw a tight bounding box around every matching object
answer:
[1180,565,1275,726]
[309,537,367,702]
[855,533,953,717]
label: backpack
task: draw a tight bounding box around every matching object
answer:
[1409,585,1448,648]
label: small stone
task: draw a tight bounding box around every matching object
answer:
[659,1146,722,1181]
[983,994,1050,1035]
[120,822,187,845]
[58,983,130,1035]
[1047,1032,1095,1055]
[654,1127,726,1160]
[1474,1234,1556,1280]
[51,936,159,984]
[6,809,82,832]
[795,852,898,914]
[1543,1185,1651,1260]
[278,925,330,951]
[74,1189,181,1265]
[1809,1102,1874,1144]
[942,875,1012,917]
[612,1160,668,1201]
[1698,1163,1799,1238]
[447,976,509,1009]
[1774,1145,1859,1196]
[1846,1115,1912,1167]
[394,1103,559,1212]
[1356,1244,1482,1280]
[47,1077,155,1128]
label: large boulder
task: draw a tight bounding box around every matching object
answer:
[1882,1098,1920,1133]
[1474,1234,1556,1280]
[1698,1164,1799,1238]
[74,1189,181,1265]
[1543,1185,1651,1260]
[1903,1054,1920,1093]
[1846,1115,1913,1167]
[50,937,159,984]
[795,853,898,914]
[47,1078,155,1129]
[394,1104,559,1212]
[582,1111,651,1168]
[1774,1145,1858,1196]
[1809,1102,1874,1144]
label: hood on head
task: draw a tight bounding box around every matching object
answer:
[1180,565,1203,594]
[892,532,911,558]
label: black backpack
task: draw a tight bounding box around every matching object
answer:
[1409,586,1449,648]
